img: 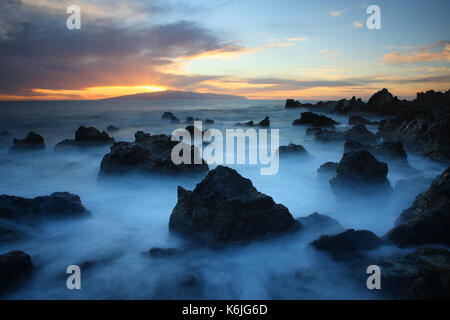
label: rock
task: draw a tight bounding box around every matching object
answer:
[55,126,114,150]
[292,112,339,127]
[386,166,450,247]
[344,124,376,145]
[311,229,382,261]
[367,88,400,115]
[258,116,270,127]
[169,166,298,244]
[106,125,119,133]
[330,151,391,194]
[313,128,345,142]
[99,131,208,176]
[10,132,45,152]
[378,247,450,299]
[348,115,379,126]
[186,116,194,124]
[277,144,309,156]
[285,99,315,108]
[0,130,10,136]
[375,141,407,160]
[0,223,21,242]
[0,251,33,292]
[377,89,450,161]
[317,162,338,177]
[297,212,344,235]
[0,192,91,223]
[344,140,373,154]
[162,112,175,119]
[204,119,214,125]
[335,97,367,114]
[171,116,180,123]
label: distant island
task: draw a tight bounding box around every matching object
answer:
[101,90,248,101]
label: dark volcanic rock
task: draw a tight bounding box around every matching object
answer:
[344,140,372,154]
[348,115,379,126]
[378,247,450,299]
[237,116,270,127]
[311,229,382,261]
[169,166,298,244]
[344,124,376,145]
[0,192,91,223]
[367,88,400,115]
[106,125,119,133]
[376,90,450,161]
[162,112,175,119]
[330,151,391,193]
[0,250,33,293]
[55,126,114,150]
[292,112,339,127]
[335,97,367,114]
[10,132,45,152]
[375,141,407,160]
[285,99,314,108]
[297,212,344,235]
[317,162,338,177]
[99,131,208,176]
[386,166,450,247]
[204,119,214,124]
[277,144,309,156]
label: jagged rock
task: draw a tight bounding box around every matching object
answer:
[375,141,407,160]
[0,192,91,223]
[386,167,450,247]
[335,97,367,114]
[378,247,450,299]
[106,125,119,133]
[285,99,314,108]
[204,119,214,124]
[277,144,309,156]
[236,116,270,127]
[297,212,344,235]
[162,112,175,119]
[367,88,400,115]
[317,162,338,177]
[344,140,373,154]
[0,251,33,293]
[344,124,376,145]
[55,126,114,150]
[292,112,339,127]
[10,132,45,152]
[330,151,391,194]
[169,166,298,244]
[348,115,379,126]
[171,116,180,123]
[311,229,382,261]
[99,131,208,176]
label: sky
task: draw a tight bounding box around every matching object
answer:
[0,0,449,100]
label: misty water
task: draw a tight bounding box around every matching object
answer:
[0,99,446,299]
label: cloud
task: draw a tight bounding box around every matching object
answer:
[383,41,450,64]
[353,21,363,28]
[287,37,307,42]
[330,10,343,17]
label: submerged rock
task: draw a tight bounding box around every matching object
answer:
[386,166,450,247]
[311,229,382,261]
[169,166,298,245]
[99,131,208,176]
[277,144,309,156]
[236,116,270,127]
[0,192,91,223]
[378,247,450,299]
[292,112,339,127]
[317,162,338,177]
[297,212,345,235]
[55,126,114,150]
[0,250,34,293]
[10,132,45,152]
[330,151,391,194]
[162,112,175,119]
[106,125,119,133]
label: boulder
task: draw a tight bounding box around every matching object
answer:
[204,119,214,125]
[55,126,114,150]
[386,166,450,247]
[375,141,407,160]
[297,212,344,235]
[0,192,91,223]
[344,140,372,154]
[367,88,400,115]
[0,251,33,293]
[106,125,119,133]
[10,132,45,152]
[169,166,298,244]
[292,112,339,127]
[317,162,338,177]
[162,112,175,119]
[99,131,208,176]
[344,124,376,145]
[330,151,391,193]
[378,247,450,299]
[171,116,180,123]
[311,229,382,261]
[277,144,309,156]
